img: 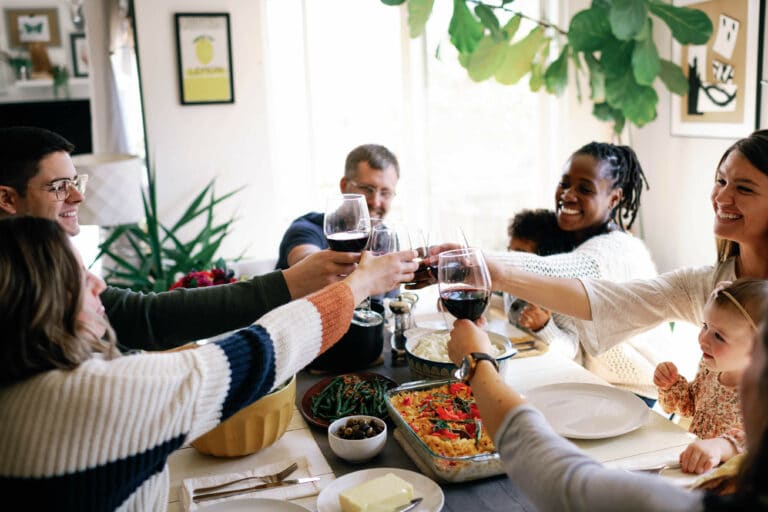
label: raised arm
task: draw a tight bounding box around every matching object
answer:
[487,255,593,320]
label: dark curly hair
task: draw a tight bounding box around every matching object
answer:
[508,208,576,256]
[573,142,649,230]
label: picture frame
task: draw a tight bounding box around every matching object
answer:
[671,0,761,138]
[4,8,61,48]
[174,12,234,105]
[70,33,88,78]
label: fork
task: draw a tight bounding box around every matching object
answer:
[192,461,298,495]
[628,461,682,474]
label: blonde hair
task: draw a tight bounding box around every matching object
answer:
[0,217,118,384]
[710,279,768,332]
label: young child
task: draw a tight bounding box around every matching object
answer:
[504,209,574,329]
[654,278,768,474]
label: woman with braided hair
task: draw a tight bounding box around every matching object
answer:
[490,141,672,404]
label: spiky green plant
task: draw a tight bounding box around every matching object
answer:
[93,165,243,292]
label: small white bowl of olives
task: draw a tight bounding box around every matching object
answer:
[328,415,387,463]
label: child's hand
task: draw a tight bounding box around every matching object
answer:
[518,304,551,331]
[653,361,679,390]
[679,438,732,474]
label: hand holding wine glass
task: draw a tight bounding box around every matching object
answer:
[437,247,491,321]
[352,222,401,326]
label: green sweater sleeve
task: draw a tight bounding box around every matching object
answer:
[101,270,292,351]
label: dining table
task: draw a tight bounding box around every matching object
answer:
[167,286,697,511]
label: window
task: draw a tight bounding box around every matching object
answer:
[263,0,566,253]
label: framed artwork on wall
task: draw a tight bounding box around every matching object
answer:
[174,12,234,105]
[671,0,762,138]
[70,33,88,77]
[4,8,62,48]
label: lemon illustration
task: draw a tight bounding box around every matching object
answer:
[194,35,214,65]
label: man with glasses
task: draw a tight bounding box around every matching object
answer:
[0,126,359,351]
[275,143,400,270]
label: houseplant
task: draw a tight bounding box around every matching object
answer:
[94,165,243,293]
[379,0,713,134]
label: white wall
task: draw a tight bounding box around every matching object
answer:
[133,0,274,260]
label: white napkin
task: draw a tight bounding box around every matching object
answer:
[180,456,320,511]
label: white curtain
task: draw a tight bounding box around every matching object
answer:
[83,0,140,155]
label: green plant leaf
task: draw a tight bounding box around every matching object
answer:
[495,26,545,85]
[593,102,626,134]
[468,36,506,81]
[583,52,605,102]
[658,58,689,95]
[474,4,500,33]
[568,7,612,52]
[648,0,713,45]
[605,71,658,126]
[544,44,569,95]
[570,52,583,102]
[380,0,406,5]
[501,14,521,41]
[449,0,484,54]
[600,37,633,77]
[631,20,660,85]
[609,0,648,40]
[408,0,434,38]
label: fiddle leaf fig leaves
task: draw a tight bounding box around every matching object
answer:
[544,44,569,96]
[632,20,660,85]
[408,0,435,38]
[449,0,484,54]
[568,7,612,52]
[467,36,506,81]
[609,0,648,40]
[648,1,713,45]
[495,26,545,85]
[659,58,689,95]
[383,0,714,133]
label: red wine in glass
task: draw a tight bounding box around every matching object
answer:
[437,247,491,321]
[439,287,490,320]
[324,194,371,253]
[327,231,370,252]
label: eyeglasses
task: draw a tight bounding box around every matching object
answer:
[347,180,396,200]
[44,174,89,201]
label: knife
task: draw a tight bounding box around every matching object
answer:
[192,477,320,502]
[394,497,424,512]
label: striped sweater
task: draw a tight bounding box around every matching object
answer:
[0,281,353,511]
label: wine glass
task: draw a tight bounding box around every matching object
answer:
[352,222,401,326]
[324,194,371,253]
[437,247,491,321]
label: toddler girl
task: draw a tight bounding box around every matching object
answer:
[654,278,768,474]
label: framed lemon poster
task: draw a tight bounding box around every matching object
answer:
[174,13,234,105]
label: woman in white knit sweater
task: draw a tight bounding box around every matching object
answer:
[498,142,672,403]
[0,216,417,511]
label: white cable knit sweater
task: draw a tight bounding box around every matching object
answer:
[494,230,674,398]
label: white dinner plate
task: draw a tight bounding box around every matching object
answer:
[196,497,310,511]
[316,467,444,512]
[524,383,649,439]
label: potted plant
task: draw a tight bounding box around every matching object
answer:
[379,0,713,134]
[94,165,243,293]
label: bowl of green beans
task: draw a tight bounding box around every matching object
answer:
[301,372,397,428]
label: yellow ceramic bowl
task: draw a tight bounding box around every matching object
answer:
[191,374,296,457]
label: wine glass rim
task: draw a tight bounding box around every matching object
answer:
[339,193,366,200]
[438,247,480,258]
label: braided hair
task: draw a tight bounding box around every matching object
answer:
[573,142,649,230]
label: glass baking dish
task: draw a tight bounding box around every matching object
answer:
[385,378,506,483]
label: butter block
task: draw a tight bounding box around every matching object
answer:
[339,472,414,512]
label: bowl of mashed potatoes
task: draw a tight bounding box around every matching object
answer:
[404,329,516,381]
